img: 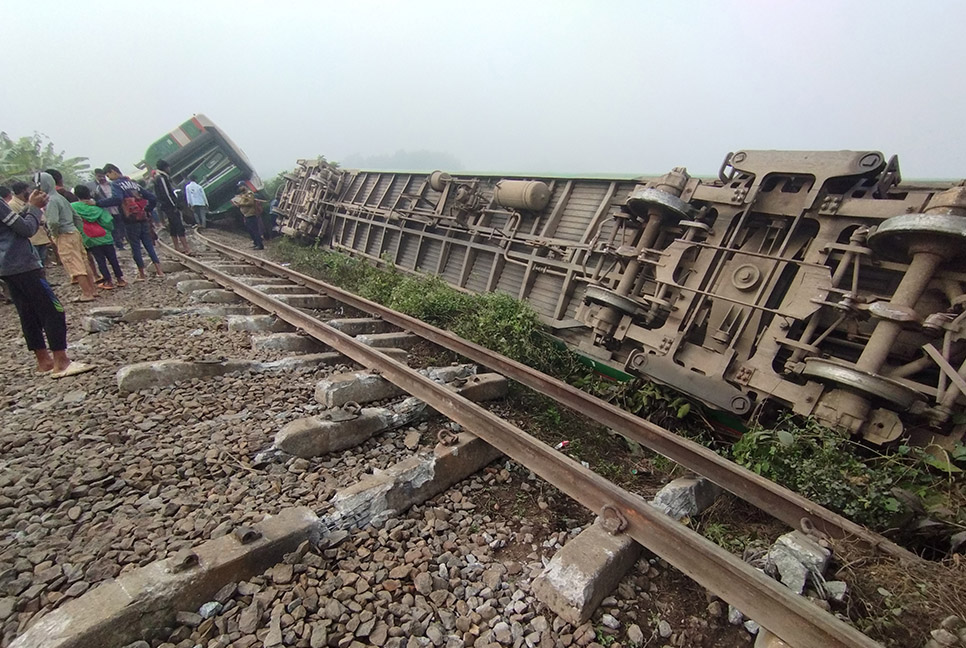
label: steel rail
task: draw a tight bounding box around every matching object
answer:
[164,242,882,648]
[193,234,917,563]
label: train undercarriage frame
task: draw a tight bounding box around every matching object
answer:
[275,150,966,447]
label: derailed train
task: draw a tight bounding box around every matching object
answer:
[275,150,966,447]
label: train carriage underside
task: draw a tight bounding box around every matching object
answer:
[275,150,966,447]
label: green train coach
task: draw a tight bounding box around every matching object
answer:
[138,114,263,217]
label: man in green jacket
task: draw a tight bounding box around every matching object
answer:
[72,185,125,289]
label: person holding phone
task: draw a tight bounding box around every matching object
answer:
[0,187,91,377]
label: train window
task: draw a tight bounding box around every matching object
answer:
[206,152,225,168]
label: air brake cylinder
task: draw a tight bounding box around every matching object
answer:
[586,167,692,346]
[493,180,551,211]
[807,185,966,441]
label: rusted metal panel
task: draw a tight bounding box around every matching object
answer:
[555,182,610,239]
[396,232,418,270]
[465,250,494,294]
[440,244,466,285]
[529,272,566,319]
[494,260,525,297]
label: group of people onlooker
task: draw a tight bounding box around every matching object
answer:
[0,162,213,378]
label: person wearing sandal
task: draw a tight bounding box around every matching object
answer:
[1,189,92,378]
[36,172,97,301]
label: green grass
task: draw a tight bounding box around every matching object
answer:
[274,238,576,378]
[729,413,966,534]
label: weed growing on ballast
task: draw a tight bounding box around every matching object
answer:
[729,413,966,538]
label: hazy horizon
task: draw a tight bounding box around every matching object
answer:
[6,1,966,181]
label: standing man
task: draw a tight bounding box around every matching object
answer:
[93,164,164,279]
[94,168,126,250]
[37,172,97,301]
[232,183,264,250]
[1,187,90,377]
[185,177,209,229]
[48,169,101,282]
[153,159,191,254]
[8,181,54,266]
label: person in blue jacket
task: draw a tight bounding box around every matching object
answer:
[91,163,164,279]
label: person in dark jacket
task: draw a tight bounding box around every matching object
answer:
[8,181,52,264]
[153,159,191,254]
[0,188,90,377]
[93,163,164,279]
[94,168,126,250]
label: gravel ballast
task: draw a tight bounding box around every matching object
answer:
[1,234,747,648]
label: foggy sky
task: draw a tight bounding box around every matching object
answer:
[6,1,966,180]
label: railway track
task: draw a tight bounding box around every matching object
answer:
[193,235,915,558]
[175,236,886,647]
[5,233,915,648]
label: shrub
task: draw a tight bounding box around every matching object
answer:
[728,415,941,530]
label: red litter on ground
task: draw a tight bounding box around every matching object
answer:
[554,440,570,450]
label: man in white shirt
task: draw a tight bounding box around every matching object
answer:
[184,178,209,229]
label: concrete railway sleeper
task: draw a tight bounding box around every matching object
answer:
[195,233,915,564]
[7,250,517,647]
[125,239,883,647]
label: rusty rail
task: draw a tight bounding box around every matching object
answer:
[165,240,882,648]
[194,234,917,563]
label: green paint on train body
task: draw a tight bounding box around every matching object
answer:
[566,342,749,436]
[139,114,263,217]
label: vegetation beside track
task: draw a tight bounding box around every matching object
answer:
[272,237,965,539]
[265,235,966,646]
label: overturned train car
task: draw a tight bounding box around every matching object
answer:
[275,151,966,446]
